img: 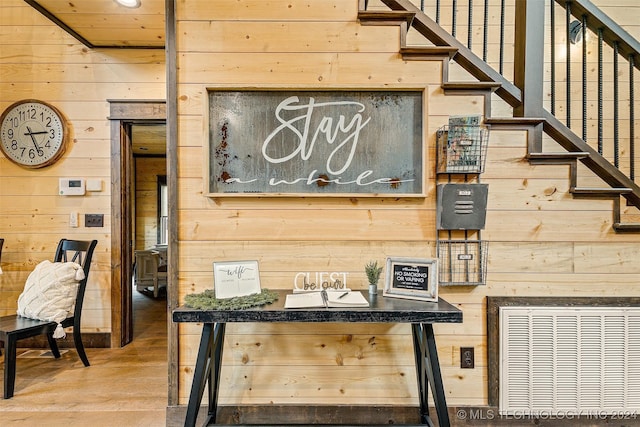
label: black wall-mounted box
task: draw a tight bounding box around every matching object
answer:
[437,183,488,230]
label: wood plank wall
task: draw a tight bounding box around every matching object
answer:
[0,0,166,335]
[174,0,640,408]
[135,157,166,250]
[0,0,638,412]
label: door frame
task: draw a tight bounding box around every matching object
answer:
[109,100,166,347]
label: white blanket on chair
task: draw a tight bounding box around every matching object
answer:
[17,260,85,338]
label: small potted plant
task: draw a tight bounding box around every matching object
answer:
[365,260,383,295]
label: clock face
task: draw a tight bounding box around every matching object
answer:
[0,99,68,168]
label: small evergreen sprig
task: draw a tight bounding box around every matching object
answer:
[365,260,383,285]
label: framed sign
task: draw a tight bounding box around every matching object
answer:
[383,257,438,302]
[213,260,262,299]
[206,89,425,197]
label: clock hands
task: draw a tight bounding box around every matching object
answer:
[24,126,45,156]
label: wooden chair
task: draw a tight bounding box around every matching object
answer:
[134,249,167,298]
[0,239,98,399]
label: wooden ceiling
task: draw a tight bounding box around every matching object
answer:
[26,0,165,48]
[23,2,168,154]
[131,124,166,156]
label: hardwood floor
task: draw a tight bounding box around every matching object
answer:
[0,291,168,426]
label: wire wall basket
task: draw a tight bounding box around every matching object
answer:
[437,240,488,286]
[436,125,489,174]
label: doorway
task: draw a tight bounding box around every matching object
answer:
[109,100,166,347]
[132,126,167,298]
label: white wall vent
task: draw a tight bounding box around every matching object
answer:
[499,306,640,415]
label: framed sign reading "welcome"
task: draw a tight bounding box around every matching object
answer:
[206,88,425,197]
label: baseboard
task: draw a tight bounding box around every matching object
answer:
[166,405,424,426]
[165,405,638,426]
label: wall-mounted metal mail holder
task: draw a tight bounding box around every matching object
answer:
[436,183,488,230]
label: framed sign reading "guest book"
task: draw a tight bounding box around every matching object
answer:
[206,89,425,197]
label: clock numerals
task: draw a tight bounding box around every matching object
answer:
[18,108,36,121]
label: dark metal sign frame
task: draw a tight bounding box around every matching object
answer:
[206,88,425,197]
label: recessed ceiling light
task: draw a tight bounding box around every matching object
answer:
[115,0,141,8]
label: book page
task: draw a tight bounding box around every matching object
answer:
[327,291,369,307]
[284,292,325,309]
[284,291,369,308]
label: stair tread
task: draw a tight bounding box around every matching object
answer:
[401,46,458,58]
[528,152,590,159]
[443,81,501,91]
[358,10,414,25]
[485,117,545,124]
[572,187,632,194]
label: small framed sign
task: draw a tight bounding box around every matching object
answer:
[213,260,262,299]
[383,257,438,302]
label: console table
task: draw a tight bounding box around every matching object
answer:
[173,290,463,427]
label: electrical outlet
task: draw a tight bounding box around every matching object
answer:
[460,347,474,369]
[85,214,104,228]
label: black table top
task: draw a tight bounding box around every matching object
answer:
[173,290,462,324]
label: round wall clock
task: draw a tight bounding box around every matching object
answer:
[0,99,69,168]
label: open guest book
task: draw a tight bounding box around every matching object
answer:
[284,290,369,309]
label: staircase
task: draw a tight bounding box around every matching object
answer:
[358,0,640,232]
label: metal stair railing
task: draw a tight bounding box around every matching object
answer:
[372,0,640,211]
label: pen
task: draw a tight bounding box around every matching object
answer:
[321,290,329,308]
[337,292,349,299]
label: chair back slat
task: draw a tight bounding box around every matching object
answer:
[53,239,98,323]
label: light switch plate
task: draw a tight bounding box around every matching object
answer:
[69,211,79,228]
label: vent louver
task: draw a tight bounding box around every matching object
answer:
[500,307,640,415]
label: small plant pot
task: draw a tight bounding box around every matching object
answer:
[369,284,378,295]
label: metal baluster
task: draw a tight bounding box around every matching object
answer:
[499,0,505,75]
[598,28,603,155]
[468,0,473,50]
[483,0,488,62]
[436,0,441,24]
[452,0,457,38]
[582,15,587,141]
[630,54,636,180]
[550,0,556,115]
[566,3,572,128]
[614,41,620,168]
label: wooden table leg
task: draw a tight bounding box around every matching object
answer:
[413,323,450,427]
